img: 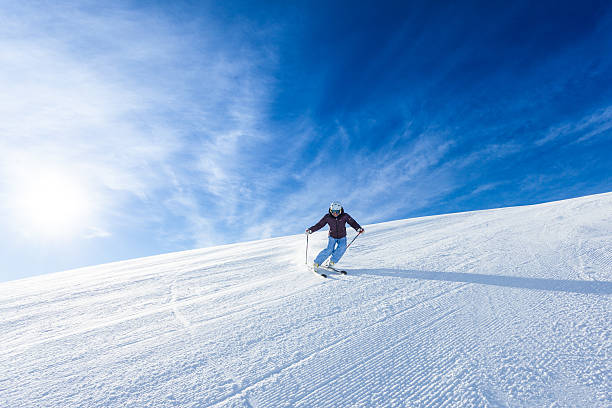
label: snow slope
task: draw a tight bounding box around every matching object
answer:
[1,193,611,408]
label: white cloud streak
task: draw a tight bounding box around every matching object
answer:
[535,106,612,146]
[0,1,278,250]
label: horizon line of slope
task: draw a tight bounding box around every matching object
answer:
[3,190,611,285]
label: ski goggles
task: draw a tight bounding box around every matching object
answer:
[330,209,341,214]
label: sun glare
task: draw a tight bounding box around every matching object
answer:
[13,168,91,238]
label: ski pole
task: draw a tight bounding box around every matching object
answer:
[305,233,309,265]
[345,231,362,251]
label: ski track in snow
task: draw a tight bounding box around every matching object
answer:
[1,193,611,407]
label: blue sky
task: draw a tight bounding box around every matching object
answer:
[1,0,611,281]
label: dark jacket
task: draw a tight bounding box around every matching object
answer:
[309,209,362,239]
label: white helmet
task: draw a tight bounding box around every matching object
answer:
[329,201,342,213]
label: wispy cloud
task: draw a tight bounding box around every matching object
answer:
[535,106,612,146]
[0,6,176,235]
[0,2,280,252]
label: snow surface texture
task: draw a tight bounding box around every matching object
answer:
[1,193,611,408]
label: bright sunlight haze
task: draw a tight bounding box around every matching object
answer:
[11,167,91,238]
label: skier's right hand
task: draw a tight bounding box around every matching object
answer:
[305,229,312,234]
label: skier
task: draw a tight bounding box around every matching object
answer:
[306,201,364,268]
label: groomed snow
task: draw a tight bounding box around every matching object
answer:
[1,193,611,407]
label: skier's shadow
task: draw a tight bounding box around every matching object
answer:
[348,268,612,295]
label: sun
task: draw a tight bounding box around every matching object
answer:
[13,167,92,238]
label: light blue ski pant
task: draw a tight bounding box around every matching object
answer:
[314,236,347,265]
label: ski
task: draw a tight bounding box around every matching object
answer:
[329,267,348,275]
[306,264,347,277]
[307,265,327,278]
[321,265,348,275]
